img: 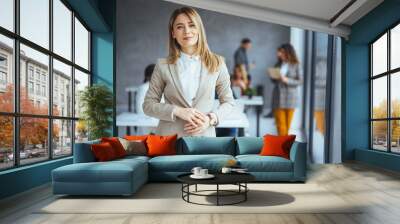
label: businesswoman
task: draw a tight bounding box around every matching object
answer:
[143,7,235,137]
[271,43,302,136]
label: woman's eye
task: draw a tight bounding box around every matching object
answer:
[189,24,195,28]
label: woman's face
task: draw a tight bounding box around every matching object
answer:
[172,13,199,50]
[277,49,287,61]
[234,67,243,78]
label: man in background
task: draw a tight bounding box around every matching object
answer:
[234,38,254,83]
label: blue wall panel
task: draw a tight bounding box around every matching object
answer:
[92,33,114,88]
[344,0,400,171]
[0,158,72,199]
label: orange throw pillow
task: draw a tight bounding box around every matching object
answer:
[260,134,296,159]
[146,134,177,157]
[91,142,117,161]
[124,135,148,142]
[101,137,127,158]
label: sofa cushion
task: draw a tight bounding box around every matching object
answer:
[236,155,293,172]
[73,139,101,163]
[101,137,127,158]
[179,137,235,155]
[91,142,118,161]
[52,158,147,183]
[236,137,263,155]
[119,138,147,156]
[124,135,149,142]
[115,155,150,163]
[147,134,177,157]
[260,134,296,159]
[149,154,235,172]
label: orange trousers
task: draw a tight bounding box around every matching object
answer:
[274,108,295,136]
[314,110,325,134]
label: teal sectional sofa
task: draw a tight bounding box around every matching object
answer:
[52,137,307,196]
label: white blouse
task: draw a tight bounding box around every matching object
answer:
[177,52,202,106]
[280,62,289,78]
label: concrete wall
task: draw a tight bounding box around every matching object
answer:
[116,0,290,114]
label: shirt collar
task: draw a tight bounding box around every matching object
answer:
[180,51,200,61]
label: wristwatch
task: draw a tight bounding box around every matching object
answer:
[207,113,218,127]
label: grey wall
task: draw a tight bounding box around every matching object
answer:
[116,0,290,113]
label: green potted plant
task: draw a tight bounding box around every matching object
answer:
[79,84,113,140]
[243,87,257,99]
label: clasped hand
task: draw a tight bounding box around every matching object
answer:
[174,108,210,135]
[280,76,289,84]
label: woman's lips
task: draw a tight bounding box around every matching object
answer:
[183,37,192,40]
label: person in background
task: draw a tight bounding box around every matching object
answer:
[270,43,302,136]
[216,65,247,137]
[314,59,327,134]
[136,64,155,114]
[130,64,157,135]
[234,38,254,85]
[231,64,249,97]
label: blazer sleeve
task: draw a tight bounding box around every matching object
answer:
[286,64,303,87]
[142,61,176,122]
[212,60,236,123]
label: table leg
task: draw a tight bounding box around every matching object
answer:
[245,183,248,201]
[181,184,184,199]
[217,184,219,206]
[256,105,261,137]
[187,184,190,202]
[238,128,244,136]
[195,184,197,192]
[128,92,132,112]
[133,92,137,113]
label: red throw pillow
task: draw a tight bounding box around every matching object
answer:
[91,142,117,162]
[146,134,177,157]
[260,134,296,159]
[101,137,127,158]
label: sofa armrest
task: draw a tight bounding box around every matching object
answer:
[73,140,100,163]
[289,142,307,181]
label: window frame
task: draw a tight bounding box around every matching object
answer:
[370,20,400,154]
[0,0,92,171]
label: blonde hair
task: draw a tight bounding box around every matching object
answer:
[234,64,249,86]
[167,7,221,73]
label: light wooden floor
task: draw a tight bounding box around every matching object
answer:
[1,162,400,224]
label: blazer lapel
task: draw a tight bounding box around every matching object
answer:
[192,63,209,106]
[168,63,191,108]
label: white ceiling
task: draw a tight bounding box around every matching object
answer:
[224,0,353,23]
[164,0,384,38]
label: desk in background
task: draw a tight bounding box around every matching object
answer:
[123,86,260,136]
[117,111,249,136]
[126,86,139,113]
[237,96,264,136]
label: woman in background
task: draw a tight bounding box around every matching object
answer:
[231,64,248,97]
[271,43,302,136]
[136,64,155,114]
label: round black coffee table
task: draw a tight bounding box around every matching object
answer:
[177,173,255,206]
